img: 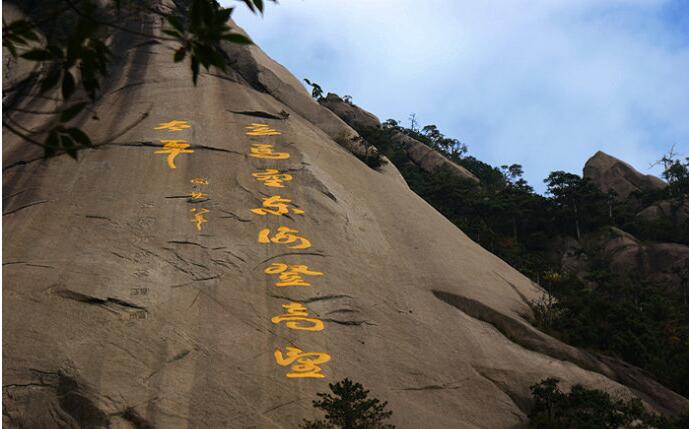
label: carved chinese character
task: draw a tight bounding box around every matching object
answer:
[129,310,147,320]
[258,226,311,249]
[251,195,304,216]
[271,302,324,331]
[245,123,281,136]
[190,177,209,185]
[251,169,293,188]
[155,140,193,169]
[264,263,323,287]
[190,208,209,231]
[274,346,331,378]
[190,191,209,201]
[249,143,289,160]
[154,120,191,131]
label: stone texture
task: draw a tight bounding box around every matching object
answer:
[637,196,689,226]
[597,227,689,285]
[583,151,667,200]
[319,93,381,132]
[319,92,480,185]
[390,132,480,184]
[3,7,688,429]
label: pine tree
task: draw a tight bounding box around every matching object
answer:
[300,378,395,429]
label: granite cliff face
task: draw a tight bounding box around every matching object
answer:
[583,150,667,200]
[320,93,480,184]
[3,6,688,429]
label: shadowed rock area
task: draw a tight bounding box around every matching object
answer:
[3,5,688,429]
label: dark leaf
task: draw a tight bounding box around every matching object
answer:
[218,8,233,22]
[20,49,54,61]
[240,0,256,13]
[167,15,185,33]
[62,71,76,99]
[59,102,88,123]
[59,133,79,159]
[191,56,200,85]
[40,67,62,93]
[222,33,252,44]
[44,130,60,158]
[162,29,183,39]
[13,20,39,41]
[66,127,93,147]
[46,45,64,59]
[174,47,186,62]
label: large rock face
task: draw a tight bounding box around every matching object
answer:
[598,227,689,285]
[583,151,667,200]
[319,93,382,132]
[3,7,688,428]
[637,196,689,226]
[320,93,480,185]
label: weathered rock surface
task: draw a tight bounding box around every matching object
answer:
[3,6,688,429]
[319,93,381,132]
[390,132,480,184]
[320,93,480,184]
[637,196,689,226]
[583,151,667,200]
[596,227,689,284]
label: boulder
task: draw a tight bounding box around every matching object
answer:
[598,227,689,284]
[583,151,666,200]
[319,93,382,132]
[320,92,480,184]
[390,132,480,184]
[637,196,689,226]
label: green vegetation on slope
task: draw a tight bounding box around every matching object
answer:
[358,120,689,398]
[528,378,689,428]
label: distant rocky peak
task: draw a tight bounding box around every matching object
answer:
[583,150,666,200]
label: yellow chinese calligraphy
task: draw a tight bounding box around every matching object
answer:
[190,208,209,231]
[155,140,193,169]
[271,302,324,331]
[264,263,323,287]
[245,123,281,136]
[250,195,304,216]
[154,120,191,131]
[274,346,331,379]
[249,143,289,160]
[190,191,209,200]
[190,177,208,185]
[251,169,293,188]
[258,226,311,249]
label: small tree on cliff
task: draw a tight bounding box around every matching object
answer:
[300,378,395,429]
[304,78,324,100]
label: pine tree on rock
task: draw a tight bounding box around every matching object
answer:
[300,378,395,429]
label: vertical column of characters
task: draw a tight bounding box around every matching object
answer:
[246,123,332,379]
[153,120,210,232]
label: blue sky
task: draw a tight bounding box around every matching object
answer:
[226,0,689,192]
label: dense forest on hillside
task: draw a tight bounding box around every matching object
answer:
[348,115,689,398]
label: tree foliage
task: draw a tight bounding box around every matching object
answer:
[3,0,274,158]
[358,119,689,397]
[304,78,324,100]
[529,378,689,429]
[300,378,395,429]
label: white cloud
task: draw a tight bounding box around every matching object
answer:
[227,0,689,191]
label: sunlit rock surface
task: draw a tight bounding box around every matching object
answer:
[3,5,688,428]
